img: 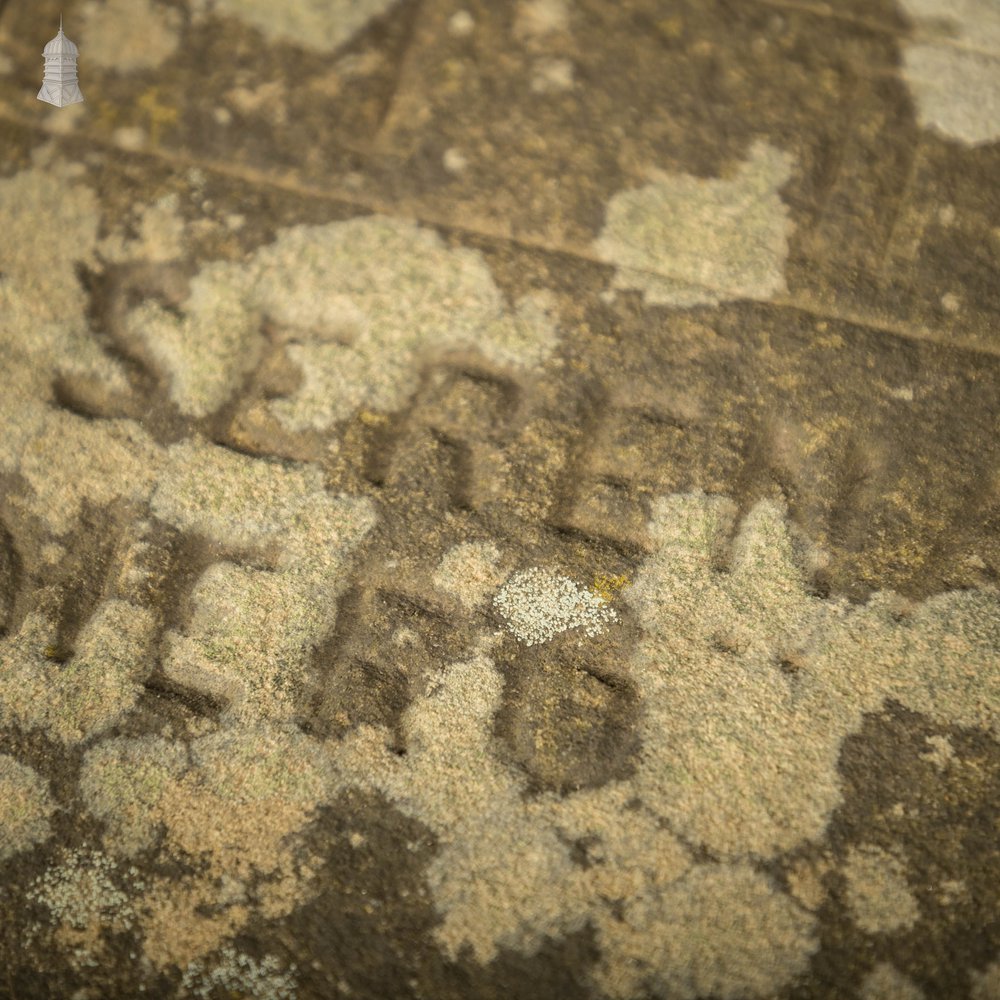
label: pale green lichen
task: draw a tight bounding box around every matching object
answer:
[861,963,926,1000]
[126,262,265,419]
[0,150,102,333]
[432,540,506,610]
[327,634,815,1000]
[624,492,999,859]
[593,141,795,307]
[329,636,602,965]
[97,192,187,263]
[27,849,143,932]
[11,412,161,536]
[0,153,129,464]
[0,148,380,969]
[181,945,297,1000]
[898,0,1000,145]
[0,601,157,746]
[78,0,182,72]
[595,864,816,1000]
[80,736,190,856]
[843,844,921,935]
[201,0,400,52]
[150,437,377,723]
[127,216,560,426]
[25,849,147,972]
[0,756,55,862]
[0,156,154,542]
[150,437,330,546]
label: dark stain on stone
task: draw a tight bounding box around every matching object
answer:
[276,787,598,1000]
[0,521,21,637]
[493,635,642,797]
[786,701,1000,1000]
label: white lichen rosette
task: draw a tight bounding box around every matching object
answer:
[493,566,619,645]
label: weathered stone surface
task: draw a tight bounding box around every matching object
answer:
[0,1,997,998]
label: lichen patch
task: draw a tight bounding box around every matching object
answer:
[843,844,921,935]
[78,0,182,72]
[125,216,560,426]
[0,756,56,862]
[80,724,336,972]
[203,0,400,53]
[0,602,158,746]
[150,437,378,723]
[897,0,1000,145]
[493,566,619,645]
[0,155,127,412]
[593,141,795,307]
[433,540,506,610]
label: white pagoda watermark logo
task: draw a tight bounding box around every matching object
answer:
[38,16,84,108]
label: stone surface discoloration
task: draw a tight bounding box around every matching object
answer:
[0,0,998,997]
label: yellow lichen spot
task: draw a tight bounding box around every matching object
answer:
[815,333,844,350]
[591,572,629,603]
[358,409,389,426]
[136,88,179,146]
[657,16,684,39]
